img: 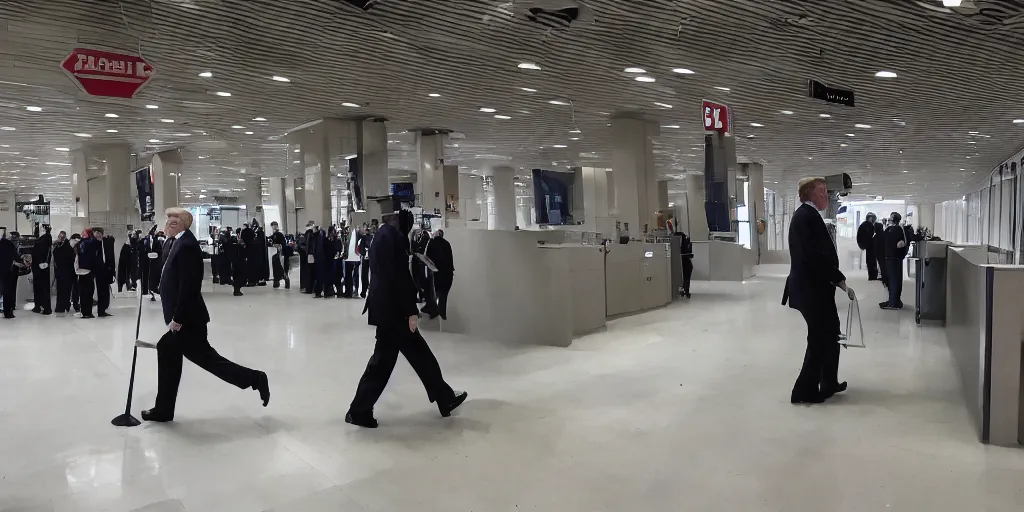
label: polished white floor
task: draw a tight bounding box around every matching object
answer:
[1,255,1023,511]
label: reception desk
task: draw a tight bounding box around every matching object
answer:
[692,240,755,281]
[605,242,672,316]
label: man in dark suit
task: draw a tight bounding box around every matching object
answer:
[345,210,467,428]
[92,227,115,317]
[31,224,52,315]
[423,229,455,320]
[855,213,878,281]
[142,208,270,423]
[880,212,910,310]
[782,177,856,404]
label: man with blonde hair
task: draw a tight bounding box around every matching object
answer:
[142,207,270,422]
[782,177,855,404]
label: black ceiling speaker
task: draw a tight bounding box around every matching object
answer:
[524,0,593,28]
[342,0,380,11]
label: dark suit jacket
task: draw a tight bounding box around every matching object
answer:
[159,229,210,326]
[426,236,454,274]
[363,223,418,327]
[76,237,103,273]
[782,203,845,311]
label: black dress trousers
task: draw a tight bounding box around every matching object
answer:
[793,300,841,396]
[32,266,51,312]
[349,325,456,413]
[154,324,260,415]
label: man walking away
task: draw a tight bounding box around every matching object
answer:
[53,231,76,315]
[856,213,878,281]
[31,224,52,315]
[424,229,455,319]
[880,212,909,310]
[873,222,887,289]
[782,177,856,405]
[268,221,289,289]
[346,209,467,428]
[141,208,270,423]
[678,230,694,298]
[93,227,115,317]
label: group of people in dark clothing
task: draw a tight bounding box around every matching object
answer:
[0,224,169,319]
[856,211,913,310]
[213,219,284,297]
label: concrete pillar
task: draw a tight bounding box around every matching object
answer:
[0,189,16,233]
[741,163,765,262]
[151,149,182,227]
[611,116,659,236]
[359,119,389,221]
[241,174,263,224]
[572,167,585,222]
[417,132,446,216]
[70,149,90,234]
[94,145,132,223]
[582,166,611,234]
[459,174,481,222]
[443,164,459,224]
[269,177,296,234]
[485,165,515,230]
[916,202,936,232]
[657,180,669,210]
[685,174,709,241]
[289,118,357,228]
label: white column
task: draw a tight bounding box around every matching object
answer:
[485,165,515,230]
[151,149,182,227]
[916,202,936,232]
[269,177,295,233]
[742,163,765,262]
[611,117,659,236]
[241,174,263,224]
[657,180,669,210]
[97,145,132,220]
[359,119,389,221]
[582,166,611,234]
[291,118,357,228]
[685,174,709,241]
[417,132,446,216]
[70,149,90,234]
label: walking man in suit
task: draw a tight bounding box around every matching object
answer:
[142,208,270,422]
[782,177,856,404]
[346,209,467,428]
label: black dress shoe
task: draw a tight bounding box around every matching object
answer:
[31,307,41,314]
[233,291,244,296]
[439,391,468,417]
[98,312,112,318]
[790,391,826,404]
[284,280,291,290]
[822,381,848,400]
[73,305,81,312]
[141,408,173,422]
[345,411,378,428]
[42,310,52,315]
[314,293,321,298]
[253,371,270,407]
[3,313,14,319]
[80,314,94,319]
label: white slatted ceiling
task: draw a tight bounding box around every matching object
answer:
[0,0,1019,208]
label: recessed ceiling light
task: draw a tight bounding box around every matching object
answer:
[160,119,174,123]
[967,141,976,144]
[548,100,568,105]
[902,170,909,173]
[552,144,567,148]
[746,135,756,139]
[479,107,496,112]
[854,123,872,128]
[146,104,159,109]
[672,68,695,74]
[846,133,855,137]
[714,86,731,91]
[293,148,300,153]
[518,62,541,70]
[271,76,290,82]
[198,71,213,77]
[244,131,253,135]
[968,131,978,134]
[252,117,267,121]
[292,160,300,164]
[231,125,245,129]
[750,122,764,127]
[780,110,794,115]
[54,147,69,151]
[173,133,191,137]
[624,67,646,73]
[106,129,118,133]
[341,102,360,107]
[494,115,511,119]
[25,106,42,112]
[428,93,441,97]
[840,143,848,147]
[654,102,673,108]
[520,87,537,92]
[635,76,656,82]
[44,162,71,166]
[570,137,580,140]
[875,70,898,78]
[661,125,680,129]
[344,154,357,160]
[105,113,119,118]
[215,91,232,97]
[238,178,245,181]
[149,139,161,143]
[1013,119,1024,124]
[819,113,832,118]
[73,132,90,137]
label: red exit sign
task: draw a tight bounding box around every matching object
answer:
[701,100,730,133]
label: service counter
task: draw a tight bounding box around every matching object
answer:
[945,247,1024,446]
[691,240,756,281]
[441,229,673,347]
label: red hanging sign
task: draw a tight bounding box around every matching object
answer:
[701,100,731,134]
[60,48,155,99]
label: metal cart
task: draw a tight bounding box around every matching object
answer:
[913,240,951,324]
